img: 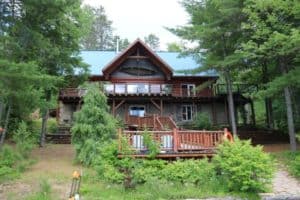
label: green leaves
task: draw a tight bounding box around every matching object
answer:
[71,84,117,165]
[213,139,274,192]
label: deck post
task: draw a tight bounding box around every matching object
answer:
[173,128,178,152]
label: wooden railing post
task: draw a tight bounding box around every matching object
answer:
[173,128,178,152]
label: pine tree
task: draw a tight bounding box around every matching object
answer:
[170,0,247,135]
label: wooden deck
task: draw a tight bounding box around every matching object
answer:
[118,128,232,159]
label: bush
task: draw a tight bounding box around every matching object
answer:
[0,145,21,181]
[194,112,212,130]
[134,160,166,183]
[290,154,300,177]
[47,118,58,134]
[213,139,274,192]
[13,121,36,158]
[76,139,101,166]
[162,159,215,185]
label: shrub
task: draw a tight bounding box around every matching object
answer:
[47,118,58,134]
[162,159,215,185]
[213,139,274,192]
[142,130,160,159]
[290,154,300,177]
[194,112,212,130]
[134,159,166,183]
[0,145,21,181]
[13,121,36,158]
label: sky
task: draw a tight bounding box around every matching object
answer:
[83,0,189,51]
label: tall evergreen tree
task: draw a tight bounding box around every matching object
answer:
[241,0,300,151]
[80,5,114,50]
[1,0,89,146]
[170,0,247,135]
[144,33,160,50]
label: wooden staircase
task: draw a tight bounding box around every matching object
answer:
[46,125,71,144]
[125,114,177,131]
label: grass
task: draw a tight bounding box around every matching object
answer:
[77,168,260,200]
[273,151,300,179]
[25,179,56,200]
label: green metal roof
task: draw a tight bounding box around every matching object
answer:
[79,51,217,77]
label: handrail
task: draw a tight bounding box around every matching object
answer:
[119,128,230,154]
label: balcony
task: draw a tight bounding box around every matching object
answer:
[103,83,172,96]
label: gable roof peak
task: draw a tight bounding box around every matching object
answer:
[102,38,173,80]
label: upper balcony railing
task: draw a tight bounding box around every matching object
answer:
[103,83,172,95]
[59,84,214,99]
[213,84,258,95]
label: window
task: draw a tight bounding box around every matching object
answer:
[115,84,126,93]
[129,106,145,117]
[182,105,193,121]
[181,84,195,96]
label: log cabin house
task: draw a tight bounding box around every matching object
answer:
[56,39,255,157]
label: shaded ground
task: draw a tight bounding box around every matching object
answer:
[0,144,79,200]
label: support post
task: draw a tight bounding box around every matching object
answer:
[173,128,178,152]
[160,99,163,116]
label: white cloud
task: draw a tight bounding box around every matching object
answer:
[83,0,189,50]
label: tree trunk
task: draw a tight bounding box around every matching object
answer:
[284,87,297,151]
[224,71,237,136]
[265,98,274,129]
[0,101,3,124]
[0,105,11,149]
[279,59,297,151]
[39,109,49,147]
[262,62,274,129]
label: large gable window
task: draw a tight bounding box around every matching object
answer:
[182,105,193,121]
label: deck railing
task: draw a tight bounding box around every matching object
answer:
[104,83,172,95]
[125,115,177,130]
[118,128,232,154]
[59,88,86,98]
[213,84,258,95]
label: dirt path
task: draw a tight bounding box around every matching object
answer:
[261,166,300,200]
[0,144,79,200]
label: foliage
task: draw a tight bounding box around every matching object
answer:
[0,145,21,182]
[166,42,182,52]
[275,151,300,178]
[25,179,53,200]
[162,159,215,185]
[13,121,36,158]
[0,123,36,182]
[133,159,166,183]
[213,139,274,192]
[71,84,117,164]
[142,130,160,159]
[80,178,235,200]
[81,5,114,50]
[144,33,160,50]
[194,112,212,130]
